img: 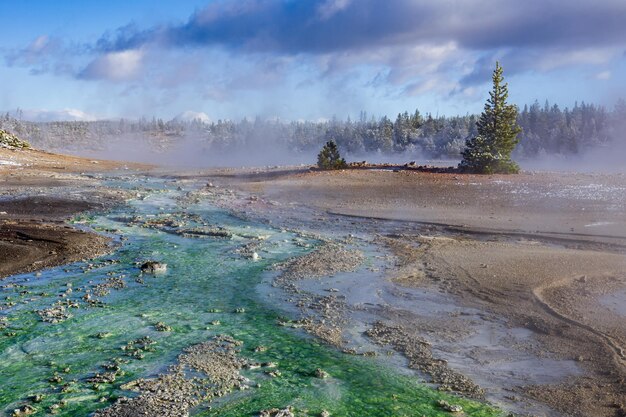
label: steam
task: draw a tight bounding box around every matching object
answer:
[520,138,626,173]
[69,131,318,168]
[2,103,625,172]
[520,116,626,173]
[62,131,449,169]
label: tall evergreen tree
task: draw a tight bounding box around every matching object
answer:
[459,62,522,173]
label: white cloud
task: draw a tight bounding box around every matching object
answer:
[404,76,457,96]
[535,47,620,71]
[5,34,62,68]
[595,70,612,80]
[81,49,144,81]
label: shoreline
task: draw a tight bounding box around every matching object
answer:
[0,221,112,279]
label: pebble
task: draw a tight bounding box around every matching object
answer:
[12,405,36,416]
[437,400,463,413]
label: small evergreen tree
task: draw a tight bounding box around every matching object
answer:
[459,62,521,174]
[317,140,347,170]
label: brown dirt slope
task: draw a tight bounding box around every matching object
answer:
[0,147,148,279]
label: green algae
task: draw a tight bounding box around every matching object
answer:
[0,183,503,417]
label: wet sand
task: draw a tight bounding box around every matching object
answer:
[200,167,626,417]
[0,147,149,279]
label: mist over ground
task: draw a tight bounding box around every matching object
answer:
[520,140,626,173]
[2,99,624,172]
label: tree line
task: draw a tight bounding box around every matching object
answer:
[1,99,623,160]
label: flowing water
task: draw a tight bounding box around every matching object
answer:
[0,178,502,416]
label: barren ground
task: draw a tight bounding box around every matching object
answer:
[0,147,150,278]
[201,167,626,417]
[2,151,625,416]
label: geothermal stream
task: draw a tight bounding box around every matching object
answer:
[0,177,501,417]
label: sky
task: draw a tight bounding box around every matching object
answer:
[1,0,625,122]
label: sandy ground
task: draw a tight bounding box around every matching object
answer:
[2,149,626,417]
[386,236,626,417]
[200,166,626,417]
[0,147,149,279]
[211,168,626,242]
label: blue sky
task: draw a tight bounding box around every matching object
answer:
[1,0,625,121]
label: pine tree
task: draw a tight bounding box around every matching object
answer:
[459,62,522,174]
[317,140,347,170]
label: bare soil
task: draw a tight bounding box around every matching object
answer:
[209,168,626,242]
[201,166,626,417]
[3,150,626,417]
[0,147,150,279]
[0,221,110,278]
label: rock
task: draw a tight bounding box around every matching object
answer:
[28,394,45,403]
[36,304,72,324]
[320,411,331,417]
[121,336,157,360]
[48,373,63,384]
[259,407,295,417]
[176,227,233,239]
[12,405,36,416]
[154,322,172,332]
[314,368,330,379]
[87,372,117,384]
[140,261,167,274]
[438,400,463,413]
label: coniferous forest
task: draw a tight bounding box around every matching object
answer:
[1,99,624,162]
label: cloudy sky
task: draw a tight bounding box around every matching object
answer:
[1,0,625,121]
